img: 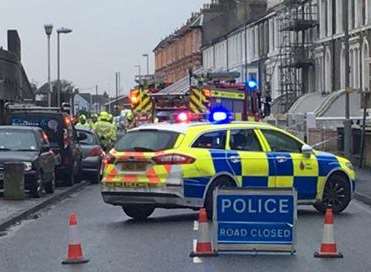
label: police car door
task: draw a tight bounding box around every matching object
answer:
[228,129,270,188]
[260,129,318,200]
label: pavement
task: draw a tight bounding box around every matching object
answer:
[354,167,371,205]
[0,181,88,231]
[1,185,371,272]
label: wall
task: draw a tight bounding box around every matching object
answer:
[154,27,202,84]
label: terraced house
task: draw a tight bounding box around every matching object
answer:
[201,0,371,119]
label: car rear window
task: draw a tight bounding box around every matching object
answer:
[10,115,63,144]
[115,130,179,152]
[0,130,37,151]
[78,131,97,145]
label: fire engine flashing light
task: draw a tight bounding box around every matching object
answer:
[130,90,140,104]
[176,112,189,123]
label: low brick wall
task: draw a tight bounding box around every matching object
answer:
[308,128,338,152]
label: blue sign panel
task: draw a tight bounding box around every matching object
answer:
[214,188,297,254]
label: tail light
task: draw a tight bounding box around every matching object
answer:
[103,153,115,165]
[42,132,49,142]
[152,154,195,165]
[88,146,104,157]
[64,116,71,126]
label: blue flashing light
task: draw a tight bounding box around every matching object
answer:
[247,80,257,89]
[246,79,258,92]
[208,106,232,124]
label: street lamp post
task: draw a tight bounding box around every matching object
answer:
[142,54,149,76]
[343,0,351,158]
[135,64,142,85]
[57,27,72,107]
[44,24,53,107]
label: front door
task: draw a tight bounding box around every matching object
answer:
[259,129,318,200]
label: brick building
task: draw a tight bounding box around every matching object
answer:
[153,14,202,84]
[0,30,33,122]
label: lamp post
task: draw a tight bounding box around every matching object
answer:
[135,64,142,86]
[142,54,149,76]
[44,24,53,107]
[57,27,72,107]
[343,0,351,158]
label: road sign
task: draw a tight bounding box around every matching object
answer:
[214,188,297,254]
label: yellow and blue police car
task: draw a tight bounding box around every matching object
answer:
[101,111,355,220]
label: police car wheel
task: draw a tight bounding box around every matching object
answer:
[205,177,235,220]
[122,205,155,221]
[314,173,351,214]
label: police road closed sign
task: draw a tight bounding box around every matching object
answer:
[214,188,297,254]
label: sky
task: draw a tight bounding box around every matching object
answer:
[0,0,206,97]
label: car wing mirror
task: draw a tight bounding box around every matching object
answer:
[77,132,88,141]
[301,144,313,158]
[41,144,50,153]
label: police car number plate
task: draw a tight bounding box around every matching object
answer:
[123,182,149,188]
[121,162,147,172]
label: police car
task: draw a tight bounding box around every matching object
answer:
[101,110,356,220]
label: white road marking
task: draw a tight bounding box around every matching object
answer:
[192,239,203,264]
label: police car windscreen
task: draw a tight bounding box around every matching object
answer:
[115,130,179,152]
[10,116,61,144]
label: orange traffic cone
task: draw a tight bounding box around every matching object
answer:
[62,213,90,264]
[190,208,217,257]
[314,208,343,258]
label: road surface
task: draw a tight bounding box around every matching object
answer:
[1,185,371,272]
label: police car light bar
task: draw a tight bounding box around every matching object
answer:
[208,106,232,124]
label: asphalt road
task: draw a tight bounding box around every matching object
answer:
[1,185,371,272]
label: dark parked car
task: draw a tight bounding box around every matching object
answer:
[76,129,105,184]
[0,126,56,197]
[7,111,83,186]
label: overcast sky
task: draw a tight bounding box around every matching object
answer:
[0,0,206,96]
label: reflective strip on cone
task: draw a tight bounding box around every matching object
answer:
[68,225,81,246]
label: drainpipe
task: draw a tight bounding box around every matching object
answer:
[331,0,336,93]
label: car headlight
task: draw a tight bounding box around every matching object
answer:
[24,162,33,172]
[345,162,354,171]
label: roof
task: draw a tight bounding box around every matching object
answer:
[77,93,109,105]
[153,14,202,52]
[10,110,67,117]
[104,95,129,106]
[151,67,203,96]
[0,125,41,131]
[130,121,276,134]
[78,93,91,103]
